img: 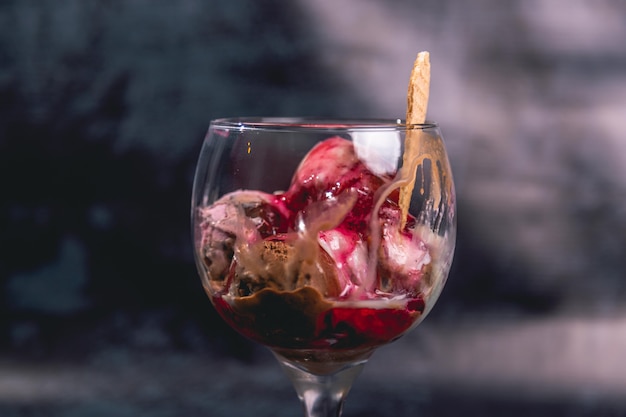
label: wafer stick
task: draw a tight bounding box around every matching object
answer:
[399,51,430,226]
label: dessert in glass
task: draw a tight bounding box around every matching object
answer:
[191,54,456,416]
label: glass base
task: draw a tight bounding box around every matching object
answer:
[275,352,368,417]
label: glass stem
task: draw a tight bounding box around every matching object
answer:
[278,358,366,417]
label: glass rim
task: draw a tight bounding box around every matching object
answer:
[209,117,438,132]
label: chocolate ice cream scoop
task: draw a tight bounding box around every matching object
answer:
[198,188,346,298]
[231,238,341,298]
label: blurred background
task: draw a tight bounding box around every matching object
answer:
[1,0,626,416]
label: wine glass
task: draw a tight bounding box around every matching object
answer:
[191,117,456,417]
